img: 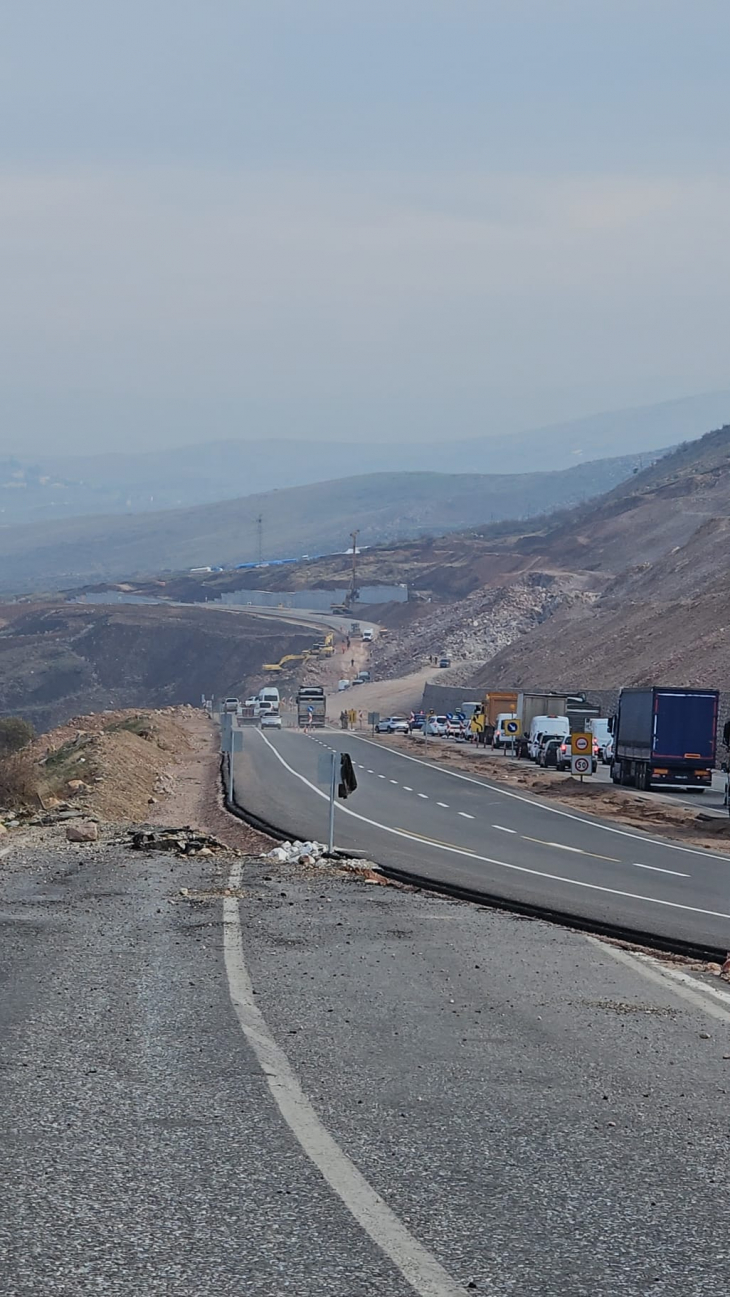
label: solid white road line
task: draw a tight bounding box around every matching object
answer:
[632,862,690,878]
[345,733,730,862]
[254,732,730,925]
[588,937,730,1026]
[223,862,467,1297]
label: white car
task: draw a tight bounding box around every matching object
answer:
[260,711,282,729]
[375,716,409,734]
[223,697,239,713]
[425,715,448,736]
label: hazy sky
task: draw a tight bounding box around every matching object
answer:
[2,0,730,455]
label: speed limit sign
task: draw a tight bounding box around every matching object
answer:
[572,754,591,776]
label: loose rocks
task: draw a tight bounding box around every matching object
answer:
[66,821,99,843]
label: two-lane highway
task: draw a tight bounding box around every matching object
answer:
[234,727,730,954]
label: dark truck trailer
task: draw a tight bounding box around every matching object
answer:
[296,685,326,728]
[610,686,718,791]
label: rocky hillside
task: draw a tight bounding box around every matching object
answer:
[0,602,312,732]
[472,424,730,690]
[371,574,597,680]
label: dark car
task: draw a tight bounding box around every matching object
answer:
[538,737,562,768]
[409,713,426,731]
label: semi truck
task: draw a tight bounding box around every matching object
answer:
[296,685,326,728]
[610,686,718,790]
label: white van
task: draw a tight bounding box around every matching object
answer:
[258,686,280,709]
[362,628,373,642]
[589,717,611,762]
[528,715,570,760]
[492,713,518,749]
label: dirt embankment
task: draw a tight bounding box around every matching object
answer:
[16,705,270,853]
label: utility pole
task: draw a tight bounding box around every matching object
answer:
[255,514,264,564]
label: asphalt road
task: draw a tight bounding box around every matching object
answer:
[234,727,730,953]
[588,759,728,814]
[3,837,729,1295]
[0,845,420,1297]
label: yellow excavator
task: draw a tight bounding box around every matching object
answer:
[263,631,334,673]
[262,651,310,673]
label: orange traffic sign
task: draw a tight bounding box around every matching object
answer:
[571,732,591,755]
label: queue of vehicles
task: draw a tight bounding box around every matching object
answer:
[383,686,722,796]
[474,686,721,792]
[229,663,724,800]
[221,686,284,728]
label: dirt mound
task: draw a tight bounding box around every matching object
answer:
[34,706,197,822]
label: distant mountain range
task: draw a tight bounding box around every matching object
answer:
[0,451,664,593]
[2,389,729,525]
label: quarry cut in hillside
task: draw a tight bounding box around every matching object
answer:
[370,573,597,681]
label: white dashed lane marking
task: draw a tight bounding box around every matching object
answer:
[418,793,428,799]
[633,862,690,878]
[390,779,398,784]
[437,802,449,808]
[493,825,516,834]
[403,786,413,792]
[458,812,474,820]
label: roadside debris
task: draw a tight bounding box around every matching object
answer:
[267,839,328,865]
[127,825,230,856]
[66,821,99,843]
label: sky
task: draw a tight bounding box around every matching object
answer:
[1,0,730,455]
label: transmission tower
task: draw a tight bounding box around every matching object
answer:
[255,514,264,563]
[350,529,360,602]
